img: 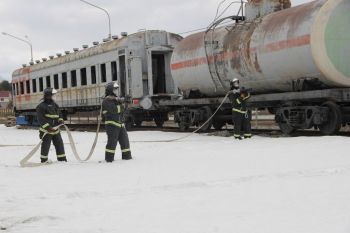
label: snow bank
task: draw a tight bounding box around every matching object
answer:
[0,125,349,233]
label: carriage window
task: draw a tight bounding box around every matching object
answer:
[54,74,59,89]
[32,79,37,93]
[20,82,24,95]
[100,64,106,83]
[16,83,19,95]
[62,72,68,88]
[111,61,117,81]
[80,68,87,86]
[26,80,30,94]
[91,66,96,84]
[71,70,77,87]
[39,77,43,92]
[46,76,51,88]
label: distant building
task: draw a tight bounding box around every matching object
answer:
[0,91,11,109]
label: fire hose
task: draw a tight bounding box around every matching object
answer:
[20,107,103,167]
[19,92,230,167]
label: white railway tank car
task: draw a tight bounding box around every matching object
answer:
[171,0,350,96]
[161,0,350,135]
[11,30,182,126]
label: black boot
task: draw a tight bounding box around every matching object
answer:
[105,153,114,163]
[244,134,252,139]
[122,152,132,160]
[41,158,48,163]
[57,157,67,162]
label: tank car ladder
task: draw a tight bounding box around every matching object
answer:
[204,36,225,93]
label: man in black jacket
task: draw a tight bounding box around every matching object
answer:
[102,82,132,162]
[36,88,67,163]
[228,79,252,140]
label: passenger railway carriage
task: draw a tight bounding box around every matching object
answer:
[12,30,183,127]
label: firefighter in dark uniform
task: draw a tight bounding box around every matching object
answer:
[36,88,67,163]
[102,81,132,162]
[229,79,252,140]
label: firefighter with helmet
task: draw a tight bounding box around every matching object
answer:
[36,88,67,163]
[229,78,252,140]
[102,81,132,162]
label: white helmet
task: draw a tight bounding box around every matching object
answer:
[106,81,120,96]
[231,78,239,83]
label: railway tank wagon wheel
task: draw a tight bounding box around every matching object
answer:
[154,118,165,128]
[278,122,296,135]
[318,101,342,135]
[198,106,213,132]
[213,120,225,130]
[134,120,142,127]
[153,112,167,128]
[178,121,190,132]
[276,102,296,135]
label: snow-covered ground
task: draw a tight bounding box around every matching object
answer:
[0,125,350,233]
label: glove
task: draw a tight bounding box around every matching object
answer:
[115,97,125,103]
[232,89,240,94]
[124,95,132,103]
[47,127,57,133]
[58,119,65,124]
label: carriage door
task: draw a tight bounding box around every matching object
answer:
[119,55,126,97]
[152,53,166,94]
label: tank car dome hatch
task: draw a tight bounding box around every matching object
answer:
[35,60,41,64]
[245,0,291,21]
[93,41,99,46]
[49,56,54,60]
[42,58,47,62]
[112,35,119,40]
[22,64,27,68]
[82,45,88,49]
[121,32,128,37]
[65,51,70,55]
[102,38,109,43]
[56,53,62,57]
[29,61,34,65]
[73,48,79,52]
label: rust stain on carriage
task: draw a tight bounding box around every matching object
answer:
[172,0,321,73]
[171,34,310,71]
[259,0,324,34]
[20,67,31,75]
[223,22,261,76]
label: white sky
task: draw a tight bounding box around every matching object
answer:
[0,0,311,81]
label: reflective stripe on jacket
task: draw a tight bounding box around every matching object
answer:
[36,100,62,130]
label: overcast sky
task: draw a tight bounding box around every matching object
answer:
[0,0,311,81]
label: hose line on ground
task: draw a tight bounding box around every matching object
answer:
[19,92,230,166]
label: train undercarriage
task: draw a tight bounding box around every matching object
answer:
[13,88,350,136]
[157,88,350,135]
